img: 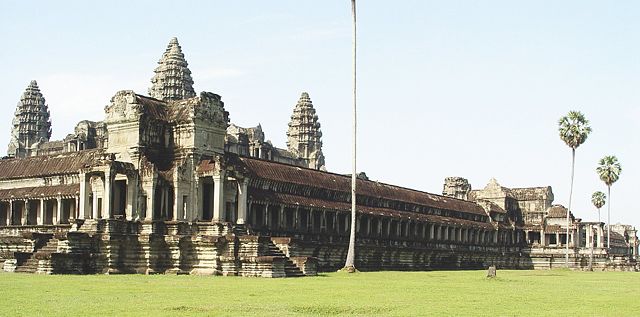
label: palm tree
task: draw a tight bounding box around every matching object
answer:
[558,111,591,268]
[588,191,606,271]
[596,156,622,248]
[591,191,606,224]
[343,0,357,272]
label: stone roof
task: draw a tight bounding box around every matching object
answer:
[238,157,488,217]
[0,184,79,201]
[0,149,102,180]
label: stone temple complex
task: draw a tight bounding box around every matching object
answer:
[0,38,637,276]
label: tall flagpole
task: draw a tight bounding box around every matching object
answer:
[344,0,357,271]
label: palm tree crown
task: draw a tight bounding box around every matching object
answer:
[591,191,606,210]
[558,111,592,149]
[597,156,622,186]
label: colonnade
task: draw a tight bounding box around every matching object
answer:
[0,197,76,226]
[244,202,521,246]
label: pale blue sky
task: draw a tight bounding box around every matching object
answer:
[1,1,638,227]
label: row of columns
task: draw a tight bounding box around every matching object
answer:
[245,202,520,246]
[78,170,136,221]
[2,197,70,226]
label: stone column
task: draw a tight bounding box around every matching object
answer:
[143,177,155,221]
[79,172,90,219]
[280,205,286,230]
[7,200,13,226]
[192,176,200,221]
[38,198,45,225]
[92,190,99,220]
[56,197,62,225]
[236,179,248,225]
[102,169,112,219]
[212,172,225,222]
[597,225,604,248]
[126,173,137,220]
[21,199,28,225]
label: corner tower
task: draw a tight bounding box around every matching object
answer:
[149,37,196,101]
[7,80,52,158]
[286,92,325,170]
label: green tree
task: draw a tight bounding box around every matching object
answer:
[591,191,606,224]
[343,0,357,272]
[596,156,622,248]
[558,111,592,267]
[588,191,606,271]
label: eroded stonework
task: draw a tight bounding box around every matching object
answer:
[286,92,325,170]
[0,38,636,276]
[7,81,52,158]
[149,37,196,101]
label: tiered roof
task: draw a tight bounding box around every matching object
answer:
[149,37,196,101]
[7,80,52,157]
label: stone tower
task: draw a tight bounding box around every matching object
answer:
[149,37,196,101]
[442,177,471,200]
[7,80,52,158]
[286,92,325,170]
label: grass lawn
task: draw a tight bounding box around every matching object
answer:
[1,270,638,316]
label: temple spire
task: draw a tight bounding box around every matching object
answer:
[149,37,196,101]
[7,80,52,158]
[286,92,325,170]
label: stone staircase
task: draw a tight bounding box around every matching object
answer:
[265,240,304,277]
[14,237,59,274]
[232,224,250,237]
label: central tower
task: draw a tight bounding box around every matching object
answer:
[149,37,196,101]
[286,92,325,170]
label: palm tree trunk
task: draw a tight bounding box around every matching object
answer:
[565,148,575,268]
[344,0,357,271]
[607,186,611,249]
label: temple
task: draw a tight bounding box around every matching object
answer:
[0,38,637,276]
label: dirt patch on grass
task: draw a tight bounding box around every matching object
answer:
[290,304,394,315]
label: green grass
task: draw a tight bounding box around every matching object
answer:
[1,270,638,316]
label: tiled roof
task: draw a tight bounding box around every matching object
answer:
[0,149,101,180]
[136,94,169,121]
[239,157,487,217]
[0,184,79,200]
[250,189,494,229]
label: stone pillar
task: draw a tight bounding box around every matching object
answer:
[55,197,62,225]
[263,204,270,228]
[143,177,155,221]
[556,233,560,246]
[540,229,546,246]
[280,205,286,230]
[126,173,137,220]
[21,200,28,225]
[236,179,248,225]
[38,198,44,225]
[7,200,13,226]
[79,172,90,219]
[212,172,225,222]
[192,176,200,221]
[92,190,99,220]
[294,207,300,231]
[103,169,112,219]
